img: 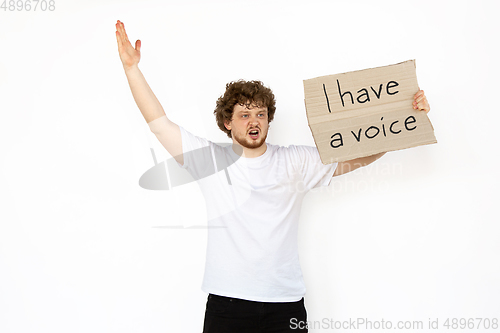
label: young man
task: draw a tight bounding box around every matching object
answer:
[115,20,430,333]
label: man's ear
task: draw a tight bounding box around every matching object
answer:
[224,120,231,131]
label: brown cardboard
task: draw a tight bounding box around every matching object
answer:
[303,60,437,164]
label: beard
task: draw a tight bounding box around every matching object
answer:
[232,127,268,149]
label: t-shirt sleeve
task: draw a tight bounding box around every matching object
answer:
[176,126,218,181]
[146,116,206,170]
[288,145,338,190]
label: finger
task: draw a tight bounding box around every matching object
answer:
[413,90,424,100]
[117,21,129,44]
[415,94,426,103]
[412,99,419,109]
[413,91,427,108]
[417,100,430,112]
[135,39,141,52]
[413,98,427,110]
[115,30,122,49]
[116,23,125,45]
[116,21,123,36]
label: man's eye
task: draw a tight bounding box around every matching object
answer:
[242,115,248,118]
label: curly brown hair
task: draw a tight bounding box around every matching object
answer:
[214,80,276,138]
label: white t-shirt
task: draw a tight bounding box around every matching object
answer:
[149,117,337,302]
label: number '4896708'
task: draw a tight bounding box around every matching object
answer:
[1,0,55,11]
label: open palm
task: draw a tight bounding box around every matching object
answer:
[115,20,141,70]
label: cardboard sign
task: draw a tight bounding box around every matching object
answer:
[303,60,437,164]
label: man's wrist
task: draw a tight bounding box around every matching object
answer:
[124,64,140,74]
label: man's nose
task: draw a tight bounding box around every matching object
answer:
[249,116,259,125]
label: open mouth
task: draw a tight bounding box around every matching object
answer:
[248,129,260,140]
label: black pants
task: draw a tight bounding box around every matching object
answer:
[203,293,308,332]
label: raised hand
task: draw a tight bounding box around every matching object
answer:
[115,20,141,70]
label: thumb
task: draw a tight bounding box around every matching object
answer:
[135,39,141,52]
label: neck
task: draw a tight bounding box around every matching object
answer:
[232,141,267,158]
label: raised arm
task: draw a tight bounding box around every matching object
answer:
[115,20,183,164]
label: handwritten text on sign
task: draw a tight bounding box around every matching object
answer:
[303,60,437,164]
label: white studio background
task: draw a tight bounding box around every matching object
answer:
[0,0,499,332]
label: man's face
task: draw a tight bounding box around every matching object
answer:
[225,102,269,150]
